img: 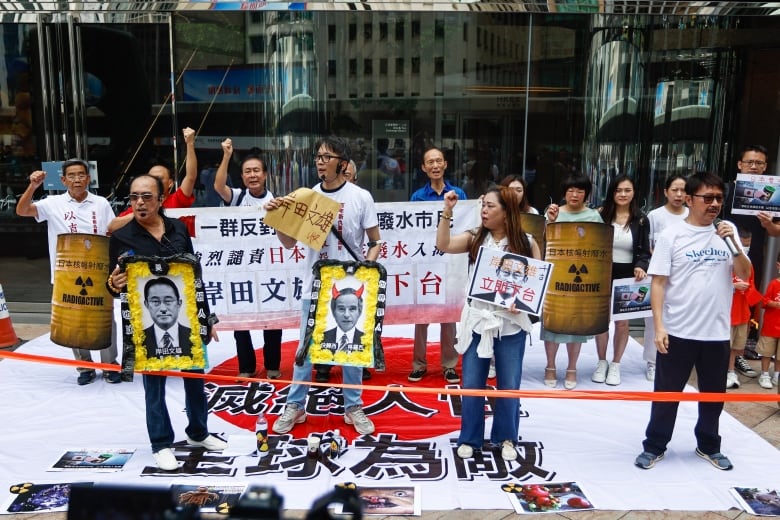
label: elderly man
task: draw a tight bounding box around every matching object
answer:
[16,158,121,385]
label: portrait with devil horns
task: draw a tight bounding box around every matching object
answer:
[299,259,387,369]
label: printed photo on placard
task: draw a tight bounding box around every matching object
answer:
[48,449,135,472]
[610,276,652,320]
[120,254,211,372]
[171,484,247,514]
[731,173,780,217]
[4,482,84,514]
[300,260,387,369]
[502,481,595,514]
[730,487,780,516]
[467,246,553,316]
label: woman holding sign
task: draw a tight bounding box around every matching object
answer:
[437,186,541,462]
[593,175,650,386]
[543,174,603,390]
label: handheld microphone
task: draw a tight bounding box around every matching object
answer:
[713,218,742,256]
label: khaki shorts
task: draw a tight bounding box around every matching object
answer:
[730,323,748,350]
[756,335,780,358]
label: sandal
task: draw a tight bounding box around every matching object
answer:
[544,367,557,388]
[564,369,577,390]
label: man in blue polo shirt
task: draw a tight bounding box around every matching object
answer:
[408,146,466,384]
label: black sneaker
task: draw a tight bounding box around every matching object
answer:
[735,356,758,378]
[407,369,427,382]
[443,368,460,384]
[743,349,761,361]
[315,365,331,383]
[77,370,96,386]
[103,371,122,384]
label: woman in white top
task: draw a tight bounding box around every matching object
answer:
[500,175,540,215]
[592,175,650,386]
[642,174,688,380]
[436,186,541,462]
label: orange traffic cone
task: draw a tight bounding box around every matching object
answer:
[0,283,20,348]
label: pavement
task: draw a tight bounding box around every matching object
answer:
[1,256,778,519]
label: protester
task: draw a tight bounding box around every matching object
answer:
[499,175,539,214]
[436,186,540,461]
[728,228,761,389]
[542,174,603,390]
[593,175,650,386]
[343,160,358,184]
[107,174,227,471]
[408,146,464,385]
[268,136,380,436]
[643,174,688,380]
[108,127,199,233]
[214,138,282,380]
[757,252,780,389]
[16,158,121,385]
[636,172,750,471]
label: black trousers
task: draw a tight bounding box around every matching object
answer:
[642,334,729,456]
[235,329,282,373]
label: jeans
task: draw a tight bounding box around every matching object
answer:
[143,370,209,452]
[458,330,526,448]
[235,329,283,373]
[642,334,729,456]
[285,300,363,411]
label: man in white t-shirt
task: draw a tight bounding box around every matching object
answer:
[267,136,381,436]
[214,138,282,380]
[635,172,751,472]
[16,158,121,385]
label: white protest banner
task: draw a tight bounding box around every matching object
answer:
[167,201,479,330]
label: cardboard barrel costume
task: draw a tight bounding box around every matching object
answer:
[51,233,114,349]
[296,259,387,370]
[118,253,217,379]
[543,222,613,336]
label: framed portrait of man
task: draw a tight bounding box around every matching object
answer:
[297,260,387,369]
[119,254,211,374]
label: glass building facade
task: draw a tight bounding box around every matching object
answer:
[0,1,779,256]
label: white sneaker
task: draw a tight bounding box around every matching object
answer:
[501,440,517,461]
[605,362,621,386]
[646,362,655,382]
[272,405,306,434]
[152,448,178,471]
[591,360,608,383]
[187,435,228,451]
[758,373,773,389]
[456,444,473,459]
[344,406,375,435]
[726,371,740,389]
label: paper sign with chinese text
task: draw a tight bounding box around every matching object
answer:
[262,187,341,250]
[731,173,780,217]
[610,276,652,320]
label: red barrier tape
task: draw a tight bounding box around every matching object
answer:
[1,349,778,403]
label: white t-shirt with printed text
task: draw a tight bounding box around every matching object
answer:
[648,219,738,341]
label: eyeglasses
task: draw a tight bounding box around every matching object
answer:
[129,193,155,202]
[691,194,724,204]
[65,173,88,180]
[147,297,178,307]
[314,153,343,163]
[741,160,767,167]
[424,158,445,167]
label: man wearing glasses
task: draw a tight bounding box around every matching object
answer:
[727,145,773,369]
[408,147,465,385]
[636,172,751,471]
[267,136,381,436]
[16,158,121,385]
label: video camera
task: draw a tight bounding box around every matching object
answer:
[67,483,363,520]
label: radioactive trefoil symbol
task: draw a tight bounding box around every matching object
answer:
[568,264,588,283]
[75,276,93,296]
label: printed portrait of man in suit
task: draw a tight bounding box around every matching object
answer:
[471,253,534,313]
[143,276,193,358]
[322,284,365,353]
